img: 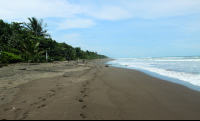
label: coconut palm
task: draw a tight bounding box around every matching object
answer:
[23,17,51,38]
[21,38,45,63]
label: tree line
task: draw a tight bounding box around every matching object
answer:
[0,17,108,65]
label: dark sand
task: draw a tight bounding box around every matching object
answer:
[1,59,200,120]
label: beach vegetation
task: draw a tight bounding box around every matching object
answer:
[0,51,23,64]
[23,17,51,38]
[0,17,108,64]
[21,35,45,63]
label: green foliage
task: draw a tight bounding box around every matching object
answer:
[0,51,23,64]
[0,20,24,50]
[0,17,108,64]
[23,17,50,38]
[31,54,45,63]
[75,47,82,58]
[46,56,54,62]
[53,56,65,61]
[0,51,2,64]
[21,38,45,63]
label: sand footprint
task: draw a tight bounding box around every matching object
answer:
[30,102,39,106]
[47,93,55,97]
[82,105,87,109]
[80,113,87,119]
[82,84,87,87]
[38,104,46,108]
[83,94,87,98]
[19,111,29,120]
[80,90,85,93]
[79,99,84,102]
[50,89,56,92]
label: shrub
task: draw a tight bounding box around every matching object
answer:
[47,56,54,62]
[30,54,45,63]
[53,56,65,61]
[0,51,23,63]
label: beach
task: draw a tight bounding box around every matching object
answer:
[1,59,200,120]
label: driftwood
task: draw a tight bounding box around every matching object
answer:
[18,68,26,70]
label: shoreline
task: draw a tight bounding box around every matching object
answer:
[106,60,200,93]
[1,59,200,119]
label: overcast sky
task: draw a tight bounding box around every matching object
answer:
[1,0,200,58]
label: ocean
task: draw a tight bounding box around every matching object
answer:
[107,56,200,92]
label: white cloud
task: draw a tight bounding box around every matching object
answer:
[1,0,200,28]
[71,0,200,20]
[1,0,200,21]
[86,6,132,21]
[0,0,83,23]
[121,0,200,19]
[66,0,200,20]
[1,0,78,18]
[57,18,95,29]
[0,0,96,29]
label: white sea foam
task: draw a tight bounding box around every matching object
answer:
[154,59,200,61]
[110,56,200,87]
[128,65,200,86]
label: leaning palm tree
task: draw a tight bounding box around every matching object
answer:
[23,17,51,38]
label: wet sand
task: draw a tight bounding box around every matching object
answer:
[0,59,200,120]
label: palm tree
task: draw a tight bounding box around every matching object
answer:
[21,39,45,63]
[23,17,51,38]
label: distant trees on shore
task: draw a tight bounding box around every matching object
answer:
[0,17,108,65]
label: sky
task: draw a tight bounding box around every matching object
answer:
[0,0,200,58]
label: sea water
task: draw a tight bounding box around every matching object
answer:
[107,56,200,92]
